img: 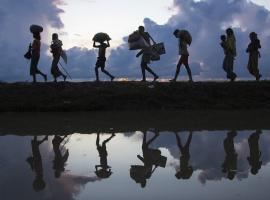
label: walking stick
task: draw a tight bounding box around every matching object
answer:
[59,62,72,80]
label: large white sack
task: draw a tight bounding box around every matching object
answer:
[129,37,150,50]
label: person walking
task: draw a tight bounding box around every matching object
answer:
[93,40,115,82]
[136,26,159,82]
[50,33,67,82]
[224,28,237,81]
[171,29,193,82]
[30,30,47,83]
[246,32,262,81]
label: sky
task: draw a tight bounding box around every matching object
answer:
[0,0,270,81]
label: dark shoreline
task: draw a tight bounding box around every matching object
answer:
[0,81,270,112]
[0,110,270,135]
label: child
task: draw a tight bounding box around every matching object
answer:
[93,40,115,82]
[220,35,231,79]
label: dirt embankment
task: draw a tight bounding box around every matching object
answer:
[0,81,270,111]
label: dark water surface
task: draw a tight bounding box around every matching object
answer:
[0,111,269,200]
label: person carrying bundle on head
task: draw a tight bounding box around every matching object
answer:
[50,33,67,82]
[171,29,193,82]
[93,33,115,82]
[29,25,47,83]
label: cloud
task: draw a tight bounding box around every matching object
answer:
[0,0,64,81]
[63,0,270,80]
[1,0,270,81]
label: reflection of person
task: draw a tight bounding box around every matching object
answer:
[130,131,166,188]
[30,32,47,83]
[95,133,115,178]
[52,135,69,178]
[26,136,48,191]
[174,132,193,179]
[222,131,238,180]
[93,40,115,82]
[50,33,67,82]
[246,32,262,81]
[136,26,159,82]
[247,130,263,175]
[171,29,193,82]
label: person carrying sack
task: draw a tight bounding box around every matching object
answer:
[93,33,115,82]
[136,26,159,82]
[50,33,67,82]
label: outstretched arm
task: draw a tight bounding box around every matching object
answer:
[136,49,143,57]
[106,40,110,47]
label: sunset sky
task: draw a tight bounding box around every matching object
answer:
[0,0,270,81]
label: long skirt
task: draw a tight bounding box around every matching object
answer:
[51,54,62,78]
[247,51,260,77]
[30,54,41,75]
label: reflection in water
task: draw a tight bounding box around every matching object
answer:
[174,132,193,180]
[95,133,115,179]
[130,131,167,188]
[1,130,270,200]
[26,136,48,191]
[247,130,262,175]
[52,135,70,178]
[222,131,238,180]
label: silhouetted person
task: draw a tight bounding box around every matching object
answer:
[95,133,116,178]
[26,136,48,191]
[171,29,193,82]
[220,34,231,79]
[174,132,193,179]
[93,40,115,82]
[222,131,238,180]
[247,130,263,175]
[52,135,69,178]
[136,26,159,82]
[130,131,166,188]
[30,32,47,83]
[225,28,237,81]
[246,32,262,81]
[50,33,67,82]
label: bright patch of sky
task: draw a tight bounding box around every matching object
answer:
[57,0,176,49]
[57,0,269,49]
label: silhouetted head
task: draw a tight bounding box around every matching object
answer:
[54,170,61,178]
[227,131,237,138]
[138,26,145,33]
[174,29,180,38]
[227,171,236,180]
[33,32,41,40]
[52,33,58,40]
[220,35,226,41]
[33,177,46,192]
[175,167,194,180]
[249,32,258,41]
[226,28,234,36]
[95,168,112,179]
